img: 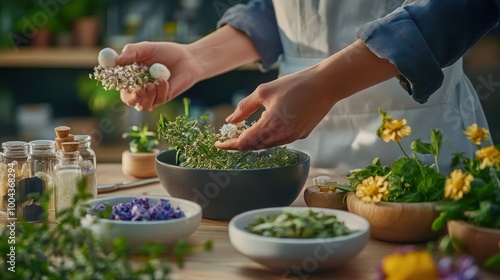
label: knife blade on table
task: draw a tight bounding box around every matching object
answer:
[97,177,160,194]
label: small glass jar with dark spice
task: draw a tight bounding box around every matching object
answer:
[28,140,56,220]
[0,141,30,219]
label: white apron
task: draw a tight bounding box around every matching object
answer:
[272,0,491,176]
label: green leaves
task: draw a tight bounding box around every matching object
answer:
[411,129,442,173]
[245,210,357,238]
[123,124,159,153]
[349,156,445,203]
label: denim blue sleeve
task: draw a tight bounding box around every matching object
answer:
[357,0,500,103]
[217,0,281,72]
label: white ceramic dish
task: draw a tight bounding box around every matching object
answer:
[228,207,370,273]
[83,196,202,247]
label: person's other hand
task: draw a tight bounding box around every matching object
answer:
[116,42,200,111]
[215,66,340,150]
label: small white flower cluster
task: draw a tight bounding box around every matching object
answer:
[89,63,156,92]
[220,121,248,139]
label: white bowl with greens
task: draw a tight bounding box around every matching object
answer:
[228,207,370,272]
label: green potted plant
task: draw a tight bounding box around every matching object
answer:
[121,124,159,178]
[13,0,67,47]
[431,124,500,270]
[332,109,446,243]
[59,0,108,46]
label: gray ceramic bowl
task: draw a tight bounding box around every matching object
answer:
[155,149,310,220]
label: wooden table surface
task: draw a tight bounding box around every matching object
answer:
[95,164,498,280]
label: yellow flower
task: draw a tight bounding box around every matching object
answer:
[476,146,500,169]
[381,119,412,143]
[382,250,439,280]
[463,124,489,145]
[444,169,473,200]
[355,176,389,203]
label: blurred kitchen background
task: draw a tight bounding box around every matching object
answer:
[0,0,499,162]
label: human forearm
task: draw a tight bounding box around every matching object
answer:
[313,39,399,101]
[187,25,260,81]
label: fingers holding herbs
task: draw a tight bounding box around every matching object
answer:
[90,47,171,111]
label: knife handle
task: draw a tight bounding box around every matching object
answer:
[96,183,122,193]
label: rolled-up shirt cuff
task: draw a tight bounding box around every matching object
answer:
[356,8,444,104]
[217,4,282,72]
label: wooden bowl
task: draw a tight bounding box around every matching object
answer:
[346,193,444,243]
[447,220,500,266]
[122,150,158,178]
[304,185,347,210]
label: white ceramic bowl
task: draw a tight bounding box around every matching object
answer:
[83,196,202,247]
[229,207,370,273]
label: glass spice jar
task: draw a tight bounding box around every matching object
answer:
[0,141,30,218]
[74,135,97,198]
[54,150,82,221]
[28,140,56,220]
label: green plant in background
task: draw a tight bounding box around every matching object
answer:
[78,74,122,115]
[0,0,33,48]
[59,0,108,20]
[123,124,159,153]
[157,98,298,170]
[0,178,211,279]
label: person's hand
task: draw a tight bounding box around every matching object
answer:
[215,66,340,150]
[215,39,399,151]
[116,41,200,111]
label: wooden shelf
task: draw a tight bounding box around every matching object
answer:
[0,47,263,70]
[0,47,100,68]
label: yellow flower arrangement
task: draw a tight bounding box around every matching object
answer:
[434,123,500,226]
[347,109,445,203]
[433,124,500,270]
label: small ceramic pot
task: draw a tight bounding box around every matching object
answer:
[346,193,444,243]
[122,150,158,178]
[447,220,500,266]
[73,16,100,47]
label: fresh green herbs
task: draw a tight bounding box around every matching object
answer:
[245,209,356,238]
[0,178,210,279]
[432,151,500,231]
[122,124,159,153]
[156,98,298,170]
[348,110,445,203]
